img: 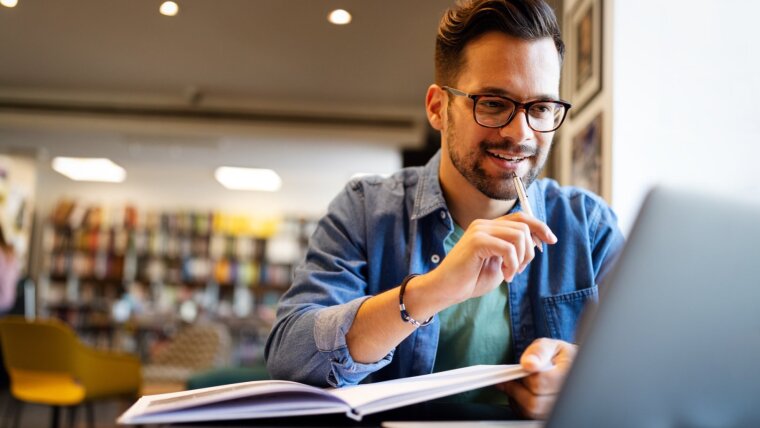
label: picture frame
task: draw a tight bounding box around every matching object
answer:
[565,0,603,116]
[570,111,603,196]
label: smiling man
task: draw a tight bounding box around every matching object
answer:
[266,0,625,420]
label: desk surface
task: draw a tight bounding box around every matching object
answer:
[172,402,523,427]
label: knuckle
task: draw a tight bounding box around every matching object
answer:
[471,232,490,245]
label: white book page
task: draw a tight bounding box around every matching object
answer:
[330,365,528,414]
[118,380,339,423]
[124,394,350,424]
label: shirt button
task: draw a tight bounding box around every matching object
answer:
[431,254,441,264]
[440,210,447,220]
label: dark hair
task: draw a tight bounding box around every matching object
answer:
[435,0,564,86]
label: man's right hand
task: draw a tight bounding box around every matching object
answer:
[347,211,556,364]
[419,211,557,307]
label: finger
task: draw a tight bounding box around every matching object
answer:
[517,223,535,272]
[468,222,529,273]
[500,379,553,420]
[471,221,529,267]
[499,242,520,282]
[521,367,565,395]
[499,212,558,245]
[520,338,561,372]
[523,339,577,394]
[465,232,520,282]
[466,218,540,261]
[552,340,578,367]
[485,222,535,272]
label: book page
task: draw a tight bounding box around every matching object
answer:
[330,365,528,418]
[118,380,343,424]
[121,393,350,424]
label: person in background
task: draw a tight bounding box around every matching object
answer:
[0,224,20,313]
[266,0,625,419]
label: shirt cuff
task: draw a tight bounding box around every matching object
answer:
[313,296,394,387]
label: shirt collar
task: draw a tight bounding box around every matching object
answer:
[411,150,448,221]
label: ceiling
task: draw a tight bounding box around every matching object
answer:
[0,0,458,130]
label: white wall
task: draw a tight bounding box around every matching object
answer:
[611,0,760,233]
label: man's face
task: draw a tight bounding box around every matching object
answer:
[441,33,561,200]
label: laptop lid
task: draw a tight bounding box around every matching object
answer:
[547,186,760,428]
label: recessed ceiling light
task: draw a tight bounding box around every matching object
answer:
[159,1,179,17]
[214,167,282,192]
[52,157,127,183]
[328,9,352,25]
[0,0,18,8]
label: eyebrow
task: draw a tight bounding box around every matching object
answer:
[475,86,559,102]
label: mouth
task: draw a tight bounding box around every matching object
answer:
[486,150,530,164]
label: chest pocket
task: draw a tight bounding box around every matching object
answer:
[541,286,598,342]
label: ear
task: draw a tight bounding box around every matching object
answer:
[425,84,445,131]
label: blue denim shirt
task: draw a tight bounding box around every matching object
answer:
[265,151,625,388]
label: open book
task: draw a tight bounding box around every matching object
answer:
[118,364,528,424]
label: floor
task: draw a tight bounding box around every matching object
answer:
[0,390,128,428]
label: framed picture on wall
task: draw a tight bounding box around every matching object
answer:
[565,0,603,116]
[570,112,603,195]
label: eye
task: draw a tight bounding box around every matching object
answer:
[528,103,556,117]
[477,97,510,111]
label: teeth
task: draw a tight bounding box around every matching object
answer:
[490,151,525,162]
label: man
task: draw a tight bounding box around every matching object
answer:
[266,0,624,419]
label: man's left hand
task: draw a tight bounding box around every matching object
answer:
[496,338,577,420]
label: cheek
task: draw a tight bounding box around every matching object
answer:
[537,135,554,155]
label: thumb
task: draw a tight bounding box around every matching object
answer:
[520,338,561,372]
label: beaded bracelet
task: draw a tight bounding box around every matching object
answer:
[398,273,433,328]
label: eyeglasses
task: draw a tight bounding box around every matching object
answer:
[442,86,572,133]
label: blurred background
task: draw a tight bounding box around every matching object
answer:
[0,0,759,425]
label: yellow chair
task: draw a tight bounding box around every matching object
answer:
[0,316,141,428]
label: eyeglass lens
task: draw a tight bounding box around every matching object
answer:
[474,97,566,131]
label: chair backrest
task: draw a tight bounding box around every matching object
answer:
[0,316,78,374]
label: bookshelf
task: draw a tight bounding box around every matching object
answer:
[39,199,315,364]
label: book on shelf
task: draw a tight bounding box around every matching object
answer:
[117,364,527,425]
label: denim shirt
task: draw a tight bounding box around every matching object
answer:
[265,151,625,388]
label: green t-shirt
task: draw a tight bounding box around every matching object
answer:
[433,223,513,404]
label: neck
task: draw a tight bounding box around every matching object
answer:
[438,156,516,229]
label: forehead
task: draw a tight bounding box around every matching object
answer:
[457,32,561,98]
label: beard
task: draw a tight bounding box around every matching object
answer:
[445,109,549,200]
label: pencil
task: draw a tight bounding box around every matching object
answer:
[512,173,543,253]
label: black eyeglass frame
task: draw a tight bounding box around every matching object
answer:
[442,86,572,133]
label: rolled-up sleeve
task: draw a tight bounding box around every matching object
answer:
[265,182,394,387]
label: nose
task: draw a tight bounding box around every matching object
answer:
[498,108,534,142]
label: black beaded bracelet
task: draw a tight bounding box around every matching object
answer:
[398,273,433,328]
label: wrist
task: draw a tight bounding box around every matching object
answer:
[402,271,458,318]
[399,274,432,327]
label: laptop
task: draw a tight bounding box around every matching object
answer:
[546,186,760,427]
